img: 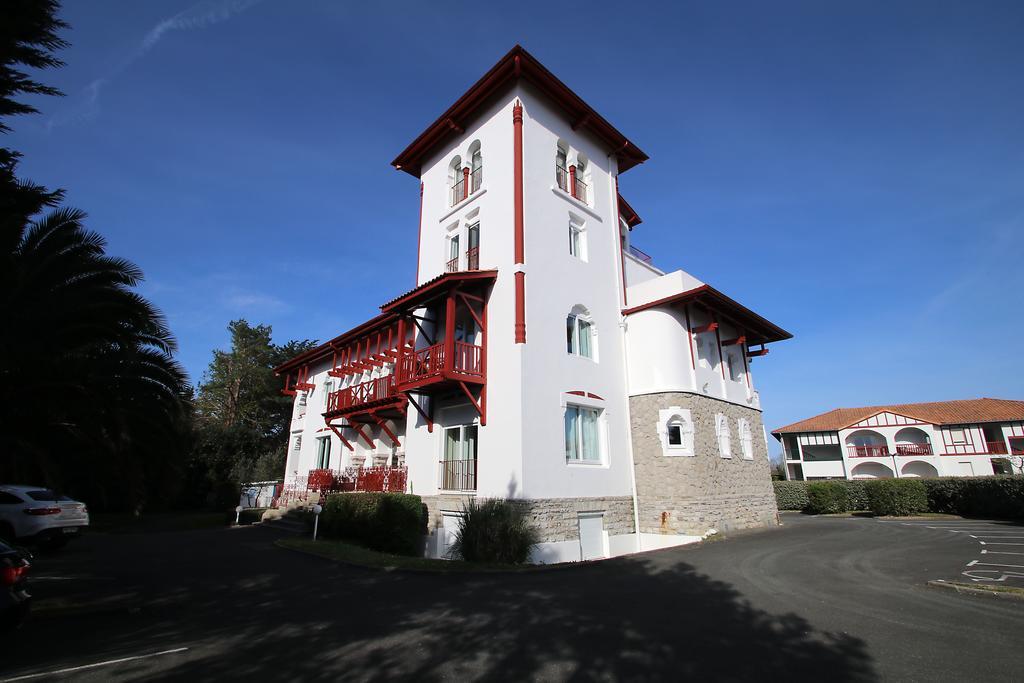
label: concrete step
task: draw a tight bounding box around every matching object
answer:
[260,516,310,535]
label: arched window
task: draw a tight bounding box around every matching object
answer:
[716,414,732,458]
[566,306,595,360]
[659,407,695,457]
[469,142,483,192]
[449,155,464,207]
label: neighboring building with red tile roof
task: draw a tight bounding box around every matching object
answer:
[771,398,1024,480]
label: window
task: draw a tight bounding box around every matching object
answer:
[556,146,568,188]
[316,436,331,469]
[949,427,967,444]
[727,349,743,382]
[467,222,480,270]
[292,434,302,452]
[442,424,478,491]
[569,222,582,258]
[449,155,464,206]
[470,145,483,192]
[739,418,754,459]
[0,491,23,504]
[696,333,716,370]
[565,405,601,462]
[566,312,594,359]
[298,391,308,407]
[659,407,694,456]
[447,234,460,272]
[323,380,334,407]
[716,414,732,458]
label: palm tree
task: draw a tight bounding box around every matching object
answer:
[0,206,189,508]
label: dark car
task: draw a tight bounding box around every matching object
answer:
[1,540,31,630]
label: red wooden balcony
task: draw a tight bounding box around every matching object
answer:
[305,466,408,495]
[397,341,483,392]
[325,376,402,417]
[986,440,1009,455]
[895,443,932,456]
[439,458,477,492]
[847,445,890,458]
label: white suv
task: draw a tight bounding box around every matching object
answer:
[0,486,90,547]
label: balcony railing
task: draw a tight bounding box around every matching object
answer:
[449,167,483,207]
[305,466,408,494]
[555,165,588,203]
[895,443,932,456]
[445,256,459,273]
[627,244,653,263]
[466,246,479,270]
[847,445,890,458]
[439,458,477,492]
[986,441,1009,455]
[326,375,396,413]
[398,341,483,385]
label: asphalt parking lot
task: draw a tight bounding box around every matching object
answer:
[2,513,1022,682]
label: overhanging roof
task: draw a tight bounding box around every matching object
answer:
[381,270,498,313]
[622,284,792,346]
[772,398,1024,436]
[274,312,398,375]
[618,194,642,229]
[391,45,649,177]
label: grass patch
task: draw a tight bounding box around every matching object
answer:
[90,511,229,534]
[928,580,1024,599]
[276,537,548,573]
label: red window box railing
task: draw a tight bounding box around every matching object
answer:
[986,441,1009,455]
[555,164,588,203]
[847,445,890,458]
[895,443,932,456]
[326,375,396,413]
[305,466,408,494]
[449,166,483,207]
[466,246,479,270]
[445,256,459,273]
[439,458,477,492]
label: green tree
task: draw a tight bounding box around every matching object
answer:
[1,1,190,511]
[188,320,315,507]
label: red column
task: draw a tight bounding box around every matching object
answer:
[513,101,526,344]
[462,166,470,201]
[569,164,577,199]
[445,292,456,372]
[395,317,406,383]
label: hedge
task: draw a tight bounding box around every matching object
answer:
[774,480,868,512]
[319,492,426,556]
[922,477,1024,519]
[806,482,849,514]
[863,479,928,516]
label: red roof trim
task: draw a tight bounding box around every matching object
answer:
[618,193,642,228]
[391,45,648,177]
[274,312,397,374]
[622,284,792,345]
[380,270,498,312]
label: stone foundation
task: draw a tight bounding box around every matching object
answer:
[629,392,779,536]
[420,494,634,544]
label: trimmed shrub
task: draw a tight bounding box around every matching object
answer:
[773,481,810,511]
[320,492,426,556]
[806,481,850,514]
[864,479,928,516]
[922,476,1024,519]
[450,499,539,564]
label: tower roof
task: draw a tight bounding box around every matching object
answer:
[391,45,649,178]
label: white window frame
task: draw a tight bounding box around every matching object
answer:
[316,435,332,469]
[949,427,967,445]
[568,215,586,261]
[739,418,754,460]
[562,393,606,466]
[566,312,596,361]
[726,348,743,383]
[323,380,334,407]
[715,414,732,458]
[658,407,695,457]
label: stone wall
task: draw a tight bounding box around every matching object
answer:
[420,494,634,544]
[629,392,779,535]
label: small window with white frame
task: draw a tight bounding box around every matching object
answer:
[323,380,334,407]
[738,418,754,459]
[726,348,744,383]
[566,307,596,360]
[715,414,732,458]
[568,215,586,260]
[658,407,694,456]
[565,404,602,463]
[316,436,331,469]
[949,427,967,444]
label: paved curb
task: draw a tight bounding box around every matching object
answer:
[927,580,1024,601]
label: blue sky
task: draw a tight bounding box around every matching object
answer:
[9,0,1024,451]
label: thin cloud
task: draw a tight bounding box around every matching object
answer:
[48,0,264,129]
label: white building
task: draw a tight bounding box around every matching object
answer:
[275,46,791,562]
[772,398,1024,480]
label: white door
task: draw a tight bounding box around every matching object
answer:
[958,461,975,476]
[440,513,461,559]
[578,513,606,561]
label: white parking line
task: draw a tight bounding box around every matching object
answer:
[967,559,1024,569]
[0,647,189,682]
[981,549,1024,556]
[979,541,1024,546]
[969,535,1024,540]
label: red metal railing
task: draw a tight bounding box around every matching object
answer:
[449,166,483,207]
[895,443,932,456]
[628,245,653,263]
[847,445,890,458]
[439,459,477,491]
[326,376,396,413]
[986,441,1009,455]
[398,341,482,384]
[445,256,459,273]
[450,176,468,206]
[471,166,482,193]
[466,246,479,270]
[555,164,588,203]
[305,466,408,495]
